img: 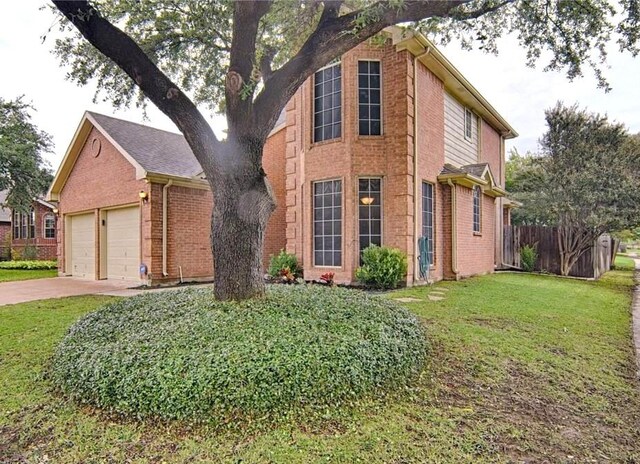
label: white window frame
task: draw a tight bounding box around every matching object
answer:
[312,178,343,267]
[313,61,342,143]
[464,107,473,141]
[473,185,482,234]
[44,213,56,239]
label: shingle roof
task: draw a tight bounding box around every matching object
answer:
[0,190,10,223]
[88,112,202,178]
[439,162,489,178]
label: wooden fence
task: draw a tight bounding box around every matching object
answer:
[503,225,612,279]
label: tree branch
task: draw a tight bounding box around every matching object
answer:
[226,0,273,136]
[253,0,514,140]
[52,0,220,175]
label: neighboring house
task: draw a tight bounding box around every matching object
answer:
[279,29,518,284]
[11,198,58,260]
[0,190,11,260]
[47,112,285,284]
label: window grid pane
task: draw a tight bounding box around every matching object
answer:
[44,215,56,239]
[358,178,382,262]
[473,186,481,233]
[421,182,434,266]
[313,180,342,266]
[313,63,342,143]
[358,61,382,136]
[464,108,473,139]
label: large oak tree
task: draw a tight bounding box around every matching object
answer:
[50,0,640,300]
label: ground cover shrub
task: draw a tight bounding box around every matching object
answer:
[47,285,427,424]
[0,260,57,270]
[520,244,538,272]
[267,250,302,278]
[356,245,408,289]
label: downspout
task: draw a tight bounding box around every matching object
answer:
[447,179,459,278]
[413,49,430,283]
[162,180,173,277]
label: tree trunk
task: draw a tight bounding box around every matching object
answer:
[207,136,276,300]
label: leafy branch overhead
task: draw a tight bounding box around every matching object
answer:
[0,97,53,212]
[51,0,640,124]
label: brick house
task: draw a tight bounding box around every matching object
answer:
[10,198,58,260]
[280,29,517,285]
[47,112,286,284]
[0,190,10,260]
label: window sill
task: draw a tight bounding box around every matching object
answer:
[310,137,342,149]
[473,232,482,236]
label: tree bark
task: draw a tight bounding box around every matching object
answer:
[207,136,275,300]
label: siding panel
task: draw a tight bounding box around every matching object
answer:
[444,92,478,166]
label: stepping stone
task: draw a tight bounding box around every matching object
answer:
[434,288,449,292]
[430,291,446,295]
[428,295,445,301]
[394,297,423,303]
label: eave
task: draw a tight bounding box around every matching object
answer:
[393,29,518,140]
[437,172,505,198]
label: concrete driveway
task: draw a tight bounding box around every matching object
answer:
[0,277,141,306]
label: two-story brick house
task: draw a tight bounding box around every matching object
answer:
[280,29,517,284]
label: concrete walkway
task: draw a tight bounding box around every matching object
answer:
[632,257,640,378]
[0,276,215,306]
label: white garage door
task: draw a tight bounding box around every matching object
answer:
[106,207,140,280]
[70,213,95,279]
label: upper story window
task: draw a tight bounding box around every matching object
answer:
[358,60,381,136]
[313,62,342,143]
[473,186,481,233]
[44,214,56,239]
[464,108,473,140]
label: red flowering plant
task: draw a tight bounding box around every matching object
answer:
[319,271,335,286]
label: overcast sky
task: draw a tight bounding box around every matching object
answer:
[2,2,639,173]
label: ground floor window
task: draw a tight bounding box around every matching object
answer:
[473,186,481,233]
[44,214,56,239]
[422,182,434,265]
[313,179,342,266]
[358,177,382,259]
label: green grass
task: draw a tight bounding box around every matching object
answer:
[1,270,639,463]
[614,254,636,271]
[0,268,57,282]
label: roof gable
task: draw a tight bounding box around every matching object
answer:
[48,112,205,201]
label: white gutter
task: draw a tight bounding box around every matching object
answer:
[162,180,173,277]
[447,179,459,278]
[413,49,430,284]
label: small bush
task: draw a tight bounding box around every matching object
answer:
[356,245,408,289]
[268,249,301,278]
[48,286,427,424]
[520,244,538,272]
[0,260,57,270]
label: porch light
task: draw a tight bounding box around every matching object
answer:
[360,196,374,206]
[52,208,59,215]
[139,190,149,201]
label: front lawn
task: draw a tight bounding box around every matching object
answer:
[0,268,58,282]
[1,271,639,463]
[614,254,636,271]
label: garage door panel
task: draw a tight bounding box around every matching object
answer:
[106,207,139,280]
[70,213,95,279]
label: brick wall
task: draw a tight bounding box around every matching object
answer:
[263,127,287,268]
[454,185,496,277]
[11,202,57,260]
[0,222,11,259]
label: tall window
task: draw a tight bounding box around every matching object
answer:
[13,211,20,239]
[313,62,342,143]
[44,214,56,239]
[464,107,473,140]
[29,207,35,239]
[422,182,434,266]
[473,186,481,233]
[21,212,28,239]
[358,61,381,136]
[313,180,342,266]
[358,178,382,258]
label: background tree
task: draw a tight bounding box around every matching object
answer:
[505,149,549,226]
[49,0,640,300]
[0,97,53,212]
[508,103,640,276]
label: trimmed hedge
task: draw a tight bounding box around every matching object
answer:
[0,260,57,270]
[356,245,408,289]
[48,285,427,424]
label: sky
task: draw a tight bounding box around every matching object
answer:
[1,2,639,173]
